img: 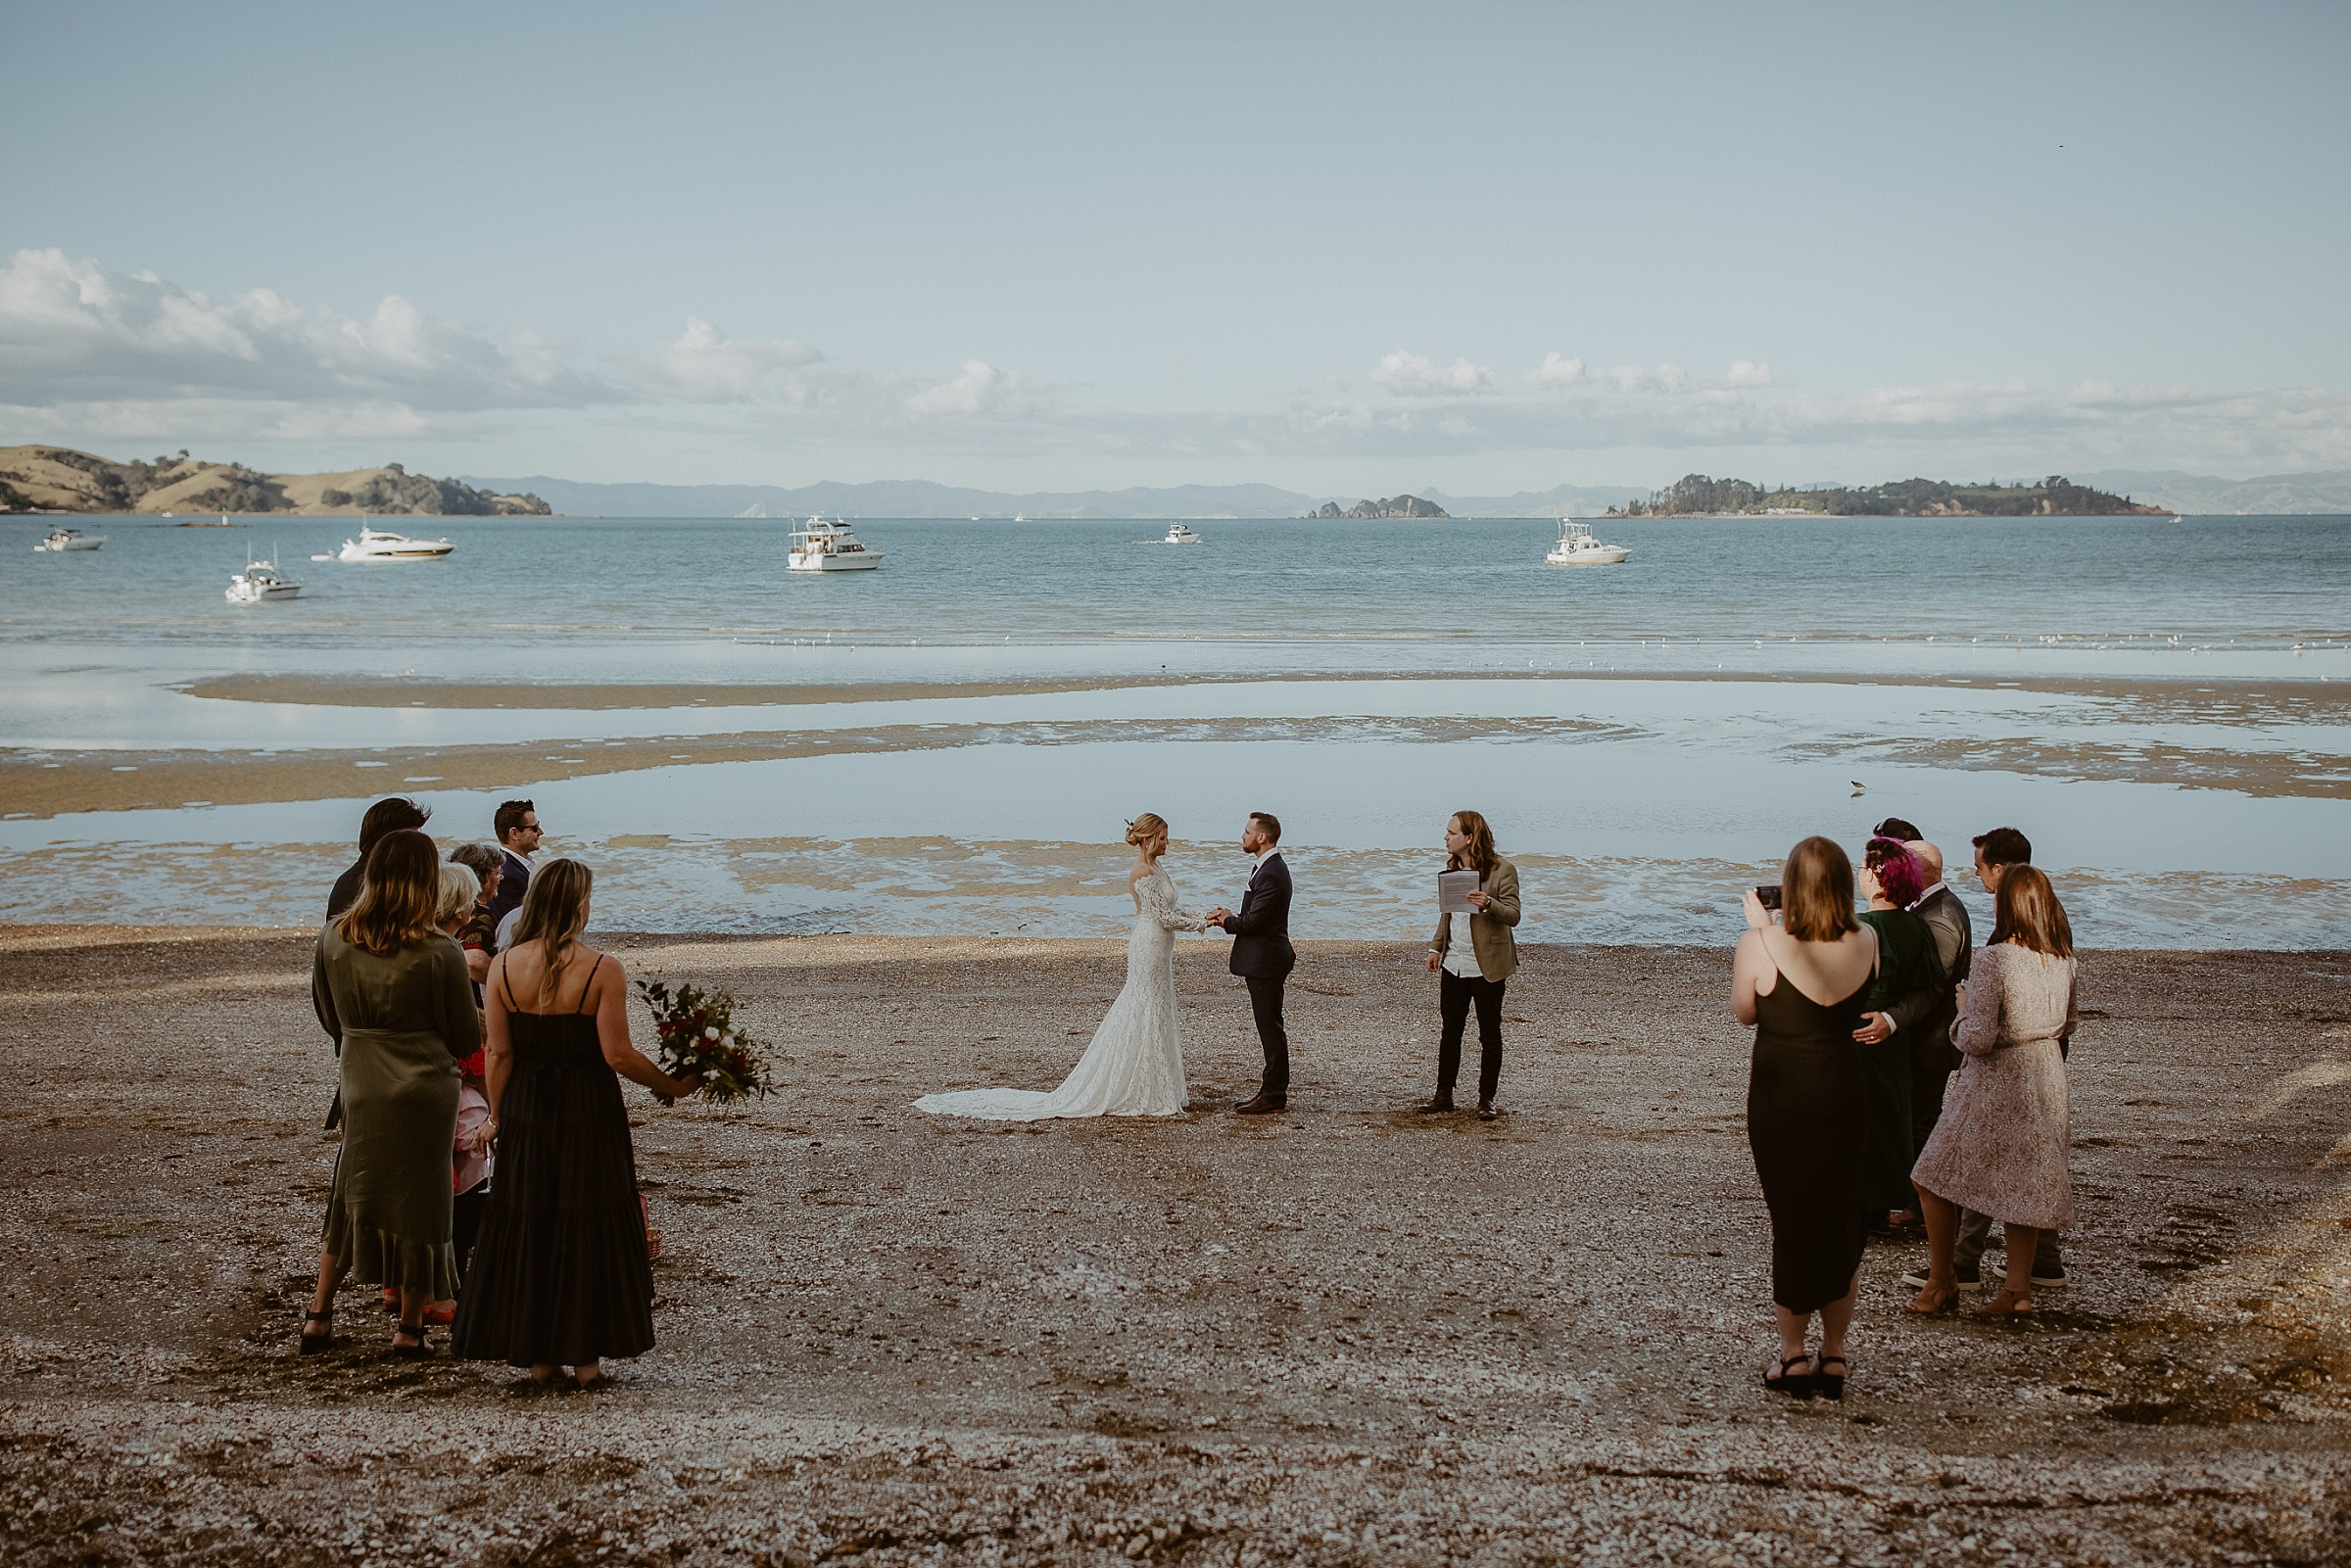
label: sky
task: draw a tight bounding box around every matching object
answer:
[2,0,2347,496]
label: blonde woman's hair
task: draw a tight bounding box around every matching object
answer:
[510,857,594,1010]
[1780,835,1861,943]
[1125,813,1170,849]
[338,830,442,957]
[434,861,480,925]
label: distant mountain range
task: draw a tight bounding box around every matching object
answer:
[463,474,1655,518]
[2075,469,2351,516]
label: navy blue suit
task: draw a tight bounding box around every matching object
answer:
[486,849,532,931]
[1222,852,1295,1100]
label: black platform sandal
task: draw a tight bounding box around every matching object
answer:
[1763,1352,1814,1399]
[390,1324,429,1360]
[1812,1354,1847,1402]
[298,1308,335,1354]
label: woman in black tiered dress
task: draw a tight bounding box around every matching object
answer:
[1733,837,1880,1402]
[452,860,698,1389]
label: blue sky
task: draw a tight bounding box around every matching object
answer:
[2,1,2346,492]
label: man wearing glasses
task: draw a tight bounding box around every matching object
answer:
[486,799,543,938]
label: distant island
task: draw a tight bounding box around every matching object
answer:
[1306,494,1450,519]
[0,445,550,517]
[1607,473,2168,519]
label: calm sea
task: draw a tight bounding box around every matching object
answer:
[4,512,2347,945]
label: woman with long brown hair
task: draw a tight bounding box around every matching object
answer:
[1732,835,1879,1401]
[301,828,482,1358]
[1420,809,1521,1119]
[1906,865,2080,1318]
[452,859,699,1389]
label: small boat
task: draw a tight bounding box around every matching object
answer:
[1159,523,1204,545]
[1546,521,1631,566]
[787,516,883,571]
[34,526,105,551]
[338,523,456,561]
[226,547,302,603]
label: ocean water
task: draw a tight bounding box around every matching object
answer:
[4,512,2347,944]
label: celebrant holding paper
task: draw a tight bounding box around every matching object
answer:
[1420,810,1522,1120]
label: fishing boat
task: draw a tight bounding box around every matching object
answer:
[226,548,302,603]
[787,516,884,571]
[338,523,456,561]
[34,526,105,551]
[1545,521,1631,567]
[1159,523,1204,545]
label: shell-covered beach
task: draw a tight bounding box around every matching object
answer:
[6,929,2347,1564]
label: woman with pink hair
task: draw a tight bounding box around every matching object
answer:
[1852,837,1943,1228]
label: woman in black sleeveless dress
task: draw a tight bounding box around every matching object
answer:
[453,860,698,1388]
[1733,837,1880,1401]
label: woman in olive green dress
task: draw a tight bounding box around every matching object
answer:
[1850,837,1943,1222]
[300,828,482,1357]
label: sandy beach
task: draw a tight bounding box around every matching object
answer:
[5,929,2348,1564]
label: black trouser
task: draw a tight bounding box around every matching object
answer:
[1246,974,1289,1101]
[453,1182,489,1286]
[1438,968,1506,1103]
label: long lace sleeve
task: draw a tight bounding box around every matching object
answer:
[1952,945,2007,1058]
[1140,871,1210,932]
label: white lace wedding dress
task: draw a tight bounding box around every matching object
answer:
[916,864,1211,1119]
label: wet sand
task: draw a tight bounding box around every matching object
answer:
[4,930,2348,1564]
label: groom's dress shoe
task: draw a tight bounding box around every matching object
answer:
[1234,1095,1286,1116]
[1415,1096,1455,1115]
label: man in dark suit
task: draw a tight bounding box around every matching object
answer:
[1204,811,1295,1115]
[485,798,542,935]
[326,796,431,920]
[1879,835,1972,1184]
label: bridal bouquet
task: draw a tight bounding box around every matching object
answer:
[633,977,775,1104]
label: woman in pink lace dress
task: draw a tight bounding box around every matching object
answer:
[1906,866,2080,1317]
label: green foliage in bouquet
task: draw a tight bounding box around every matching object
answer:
[633,977,776,1104]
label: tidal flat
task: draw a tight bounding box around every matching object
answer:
[3,930,2347,1565]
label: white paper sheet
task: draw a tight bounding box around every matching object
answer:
[1437,869,1479,914]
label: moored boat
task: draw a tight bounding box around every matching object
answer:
[338,523,456,561]
[787,516,883,571]
[226,548,303,603]
[34,526,105,551]
[1546,521,1631,566]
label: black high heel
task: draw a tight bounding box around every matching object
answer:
[1812,1354,1847,1402]
[298,1308,335,1355]
[1763,1352,1814,1399]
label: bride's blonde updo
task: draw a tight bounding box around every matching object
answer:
[1125,812,1170,849]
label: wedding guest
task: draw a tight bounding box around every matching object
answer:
[1950,827,2066,1288]
[447,843,504,989]
[1733,836,1879,1401]
[1418,809,1521,1120]
[1850,838,1943,1227]
[301,829,480,1358]
[326,796,432,920]
[485,799,542,934]
[453,859,699,1390]
[418,859,486,1326]
[1883,838,1970,1230]
[1906,866,2080,1317]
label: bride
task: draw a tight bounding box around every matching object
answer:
[917,813,1213,1119]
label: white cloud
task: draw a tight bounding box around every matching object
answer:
[1726,358,1773,388]
[621,315,823,403]
[1371,351,1495,396]
[902,358,1037,416]
[0,248,615,411]
[1527,353,1584,387]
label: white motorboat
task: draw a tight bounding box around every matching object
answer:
[1546,521,1631,566]
[34,526,105,551]
[226,548,302,603]
[338,523,455,561]
[1158,523,1204,545]
[787,516,883,571]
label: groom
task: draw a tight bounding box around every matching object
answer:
[1205,811,1295,1115]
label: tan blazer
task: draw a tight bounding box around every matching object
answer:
[1430,856,1521,981]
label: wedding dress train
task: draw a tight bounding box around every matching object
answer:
[916,865,1210,1119]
